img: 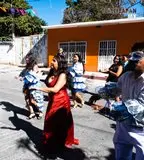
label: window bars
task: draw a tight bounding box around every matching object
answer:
[59,41,87,64]
[98,40,117,71]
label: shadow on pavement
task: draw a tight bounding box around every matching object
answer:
[86,148,115,160]
[0,101,87,160]
[110,123,116,130]
[58,147,88,160]
[105,127,135,160]
[104,148,135,160]
[104,148,115,160]
[0,101,29,117]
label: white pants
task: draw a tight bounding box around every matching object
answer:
[113,122,144,160]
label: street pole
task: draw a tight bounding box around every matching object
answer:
[11,0,15,41]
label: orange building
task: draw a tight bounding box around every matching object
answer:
[42,18,144,72]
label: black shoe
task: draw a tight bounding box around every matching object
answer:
[27,113,35,119]
[36,112,43,120]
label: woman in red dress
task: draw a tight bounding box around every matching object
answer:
[31,54,79,153]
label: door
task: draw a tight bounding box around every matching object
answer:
[98,40,117,71]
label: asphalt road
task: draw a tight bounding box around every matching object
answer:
[0,68,116,160]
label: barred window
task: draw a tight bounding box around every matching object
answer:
[99,40,116,56]
[58,41,86,64]
[98,40,117,71]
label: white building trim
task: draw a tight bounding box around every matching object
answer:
[42,17,144,30]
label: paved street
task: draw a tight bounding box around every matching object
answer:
[0,65,116,160]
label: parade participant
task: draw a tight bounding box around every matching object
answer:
[121,55,130,73]
[91,56,123,110]
[122,55,129,68]
[23,59,44,119]
[57,48,65,56]
[106,56,123,82]
[15,54,35,111]
[30,54,79,153]
[69,54,86,108]
[113,51,144,160]
[15,55,31,80]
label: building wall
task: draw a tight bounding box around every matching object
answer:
[0,34,47,66]
[47,22,144,71]
[0,43,15,64]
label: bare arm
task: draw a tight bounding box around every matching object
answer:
[109,65,123,77]
[37,73,67,93]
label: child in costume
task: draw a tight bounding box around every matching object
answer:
[23,60,44,119]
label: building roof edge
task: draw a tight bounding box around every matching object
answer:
[42,17,144,30]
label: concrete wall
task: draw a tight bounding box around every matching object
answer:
[0,43,15,65]
[0,34,48,66]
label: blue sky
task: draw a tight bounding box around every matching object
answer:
[28,0,144,26]
[28,0,66,25]
[136,3,144,16]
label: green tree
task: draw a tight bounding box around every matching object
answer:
[63,0,123,23]
[0,0,46,41]
[62,0,144,24]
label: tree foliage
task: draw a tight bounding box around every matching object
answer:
[0,0,46,41]
[63,0,122,24]
[62,0,143,24]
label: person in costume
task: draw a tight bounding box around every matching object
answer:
[30,54,79,153]
[69,54,86,108]
[23,59,44,119]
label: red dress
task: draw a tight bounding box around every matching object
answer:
[42,76,78,152]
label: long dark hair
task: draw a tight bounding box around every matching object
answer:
[25,58,37,71]
[113,55,123,66]
[74,53,83,63]
[73,53,85,73]
[47,54,74,88]
[48,54,68,77]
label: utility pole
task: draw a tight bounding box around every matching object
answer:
[11,0,15,41]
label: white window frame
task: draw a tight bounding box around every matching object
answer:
[58,41,87,64]
[98,40,117,71]
[99,40,117,56]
